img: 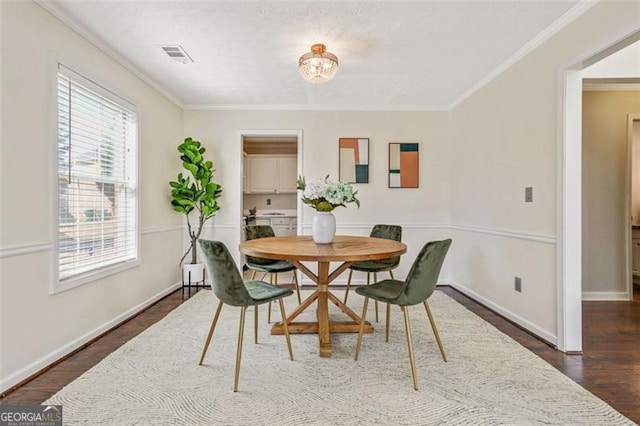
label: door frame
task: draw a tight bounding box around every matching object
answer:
[560,29,640,352]
[237,129,304,239]
[627,114,640,299]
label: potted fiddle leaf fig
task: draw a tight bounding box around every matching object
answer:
[169,137,222,283]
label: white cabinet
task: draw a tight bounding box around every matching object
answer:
[633,229,640,278]
[270,217,297,237]
[249,157,278,193]
[254,217,297,236]
[270,218,291,237]
[278,157,298,193]
[242,153,250,193]
[633,239,640,277]
[246,155,297,194]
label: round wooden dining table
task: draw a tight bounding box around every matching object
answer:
[240,235,407,357]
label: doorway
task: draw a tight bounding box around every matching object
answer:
[237,129,303,265]
[561,30,640,352]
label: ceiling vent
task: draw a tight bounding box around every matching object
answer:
[161,45,194,64]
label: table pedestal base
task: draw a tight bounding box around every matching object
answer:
[272,321,374,335]
[270,284,374,357]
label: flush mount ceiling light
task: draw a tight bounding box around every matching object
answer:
[298,43,339,84]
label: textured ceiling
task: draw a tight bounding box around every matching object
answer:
[43,1,583,109]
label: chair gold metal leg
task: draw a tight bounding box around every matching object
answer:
[402,306,419,390]
[254,305,258,344]
[268,274,274,323]
[374,272,379,323]
[199,301,224,365]
[424,300,447,362]
[250,270,257,280]
[293,272,302,304]
[343,269,353,304]
[234,306,247,392]
[354,297,370,360]
[271,273,281,320]
[385,302,391,343]
[278,299,294,361]
[386,270,394,339]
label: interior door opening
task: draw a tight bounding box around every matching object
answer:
[237,130,303,269]
[562,29,640,352]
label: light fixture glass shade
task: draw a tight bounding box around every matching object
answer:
[298,44,339,84]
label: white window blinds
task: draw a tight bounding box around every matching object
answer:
[57,64,138,284]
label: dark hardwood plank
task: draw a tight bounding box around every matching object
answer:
[1,285,638,423]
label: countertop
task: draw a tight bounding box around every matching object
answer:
[244,209,297,218]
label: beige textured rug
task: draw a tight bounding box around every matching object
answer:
[46,289,633,425]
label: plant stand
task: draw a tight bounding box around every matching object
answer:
[182,264,210,299]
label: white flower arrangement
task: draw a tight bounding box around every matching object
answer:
[297,175,360,212]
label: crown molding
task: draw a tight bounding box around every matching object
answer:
[449,0,599,110]
[183,103,449,112]
[35,0,184,109]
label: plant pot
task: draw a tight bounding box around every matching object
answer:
[312,211,336,244]
[182,263,205,284]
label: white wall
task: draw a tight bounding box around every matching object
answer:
[449,1,640,343]
[0,1,184,392]
[244,194,297,210]
[582,39,640,78]
[184,110,452,283]
[582,91,640,298]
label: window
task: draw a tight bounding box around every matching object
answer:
[56,64,138,289]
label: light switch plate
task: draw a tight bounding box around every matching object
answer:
[525,187,533,203]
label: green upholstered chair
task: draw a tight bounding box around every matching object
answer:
[198,239,294,392]
[245,225,302,323]
[343,224,402,322]
[354,239,452,390]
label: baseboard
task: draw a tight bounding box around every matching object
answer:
[0,282,182,394]
[581,291,630,301]
[448,281,558,346]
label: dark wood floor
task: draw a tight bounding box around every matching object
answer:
[2,285,639,423]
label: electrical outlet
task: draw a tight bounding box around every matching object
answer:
[525,187,533,203]
[266,198,271,206]
[515,276,522,292]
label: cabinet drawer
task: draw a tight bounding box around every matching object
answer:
[270,218,290,225]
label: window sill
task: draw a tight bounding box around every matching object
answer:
[51,259,141,294]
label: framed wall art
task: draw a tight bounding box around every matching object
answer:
[339,138,369,183]
[388,143,419,188]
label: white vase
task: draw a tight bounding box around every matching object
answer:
[312,211,336,244]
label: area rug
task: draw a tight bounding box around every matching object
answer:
[46,289,633,425]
